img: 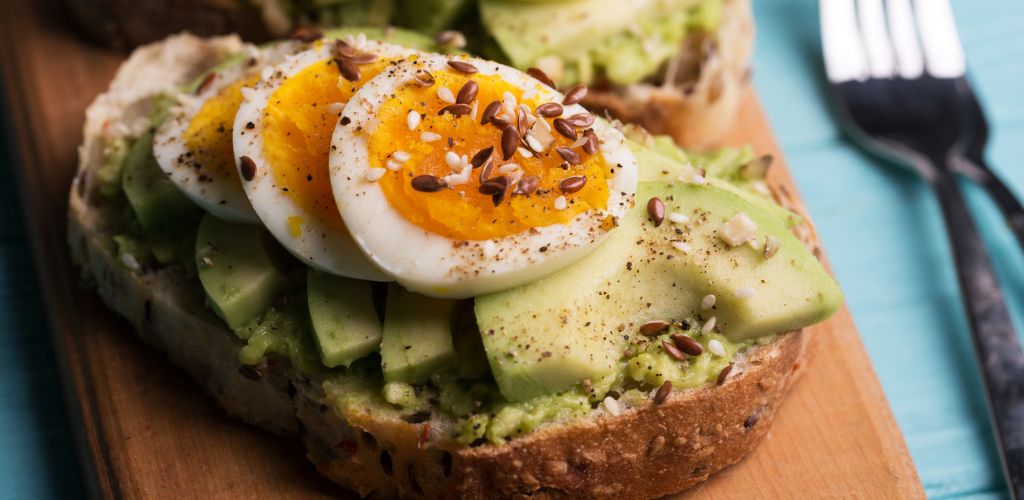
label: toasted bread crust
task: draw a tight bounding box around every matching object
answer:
[69,33,809,499]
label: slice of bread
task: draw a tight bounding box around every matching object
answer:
[69,33,811,498]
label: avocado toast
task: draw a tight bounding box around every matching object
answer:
[68,31,840,498]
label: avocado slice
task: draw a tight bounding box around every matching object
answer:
[122,129,202,231]
[629,139,801,228]
[479,0,713,85]
[395,0,471,34]
[307,269,383,368]
[476,181,842,401]
[380,284,458,384]
[451,301,491,380]
[196,214,291,330]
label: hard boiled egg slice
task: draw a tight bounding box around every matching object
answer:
[330,55,638,298]
[153,41,305,223]
[233,38,419,281]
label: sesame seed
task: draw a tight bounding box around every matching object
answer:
[735,287,756,298]
[363,117,379,134]
[364,168,386,182]
[393,150,411,163]
[671,241,692,254]
[708,339,726,357]
[701,294,716,310]
[407,110,421,131]
[437,86,456,104]
[701,316,717,335]
[668,212,690,224]
[327,102,344,115]
[498,163,520,174]
[420,132,442,142]
[386,159,403,171]
[120,252,140,271]
[602,396,621,416]
[517,147,533,158]
[554,196,568,210]
[525,134,544,152]
[445,151,462,170]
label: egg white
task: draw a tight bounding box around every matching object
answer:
[153,41,305,223]
[329,55,638,298]
[233,39,419,281]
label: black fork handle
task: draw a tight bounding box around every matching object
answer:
[930,167,1024,499]
[955,156,1024,254]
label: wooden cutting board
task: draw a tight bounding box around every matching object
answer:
[0,0,923,497]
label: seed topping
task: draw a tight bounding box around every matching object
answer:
[456,80,479,104]
[500,125,519,160]
[701,294,716,310]
[716,363,734,385]
[556,146,581,165]
[536,102,564,117]
[654,381,672,405]
[647,197,665,226]
[558,175,587,194]
[514,176,539,196]
[239,156,257,181]
[565,112,595,128]
[582,129,598,155]
[470,146,494,168]
[639,320,670,337]
[662,340,687,361]
[481,100,501,125]
[552,118,577,140]
[438,103,472,117]
[412,69,435,87]
[562,84,588,105]
[447,60,478,74]
[526,67,557,88]
[671,334,703,356]
[411,175,447,192]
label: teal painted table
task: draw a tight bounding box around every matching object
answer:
[0,0,1021,497]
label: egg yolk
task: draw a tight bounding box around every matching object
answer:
[371,69,610,241]
[262,57,391,234]
[183,74,261,183]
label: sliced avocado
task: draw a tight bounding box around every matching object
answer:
[479,0,710,85]
[323,26,439,50]
[380,284,458,384]
[196,214,291,330]
[476,180,842,401]
[395,0,471,35]
[451,301,490,380]
[121,130,202,231]
[318,0,394,27]
[307,269,383,368]
[628,139,800,228]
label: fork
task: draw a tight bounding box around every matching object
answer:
[819,0,1024,496]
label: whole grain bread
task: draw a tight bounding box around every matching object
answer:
[68,32,811,499]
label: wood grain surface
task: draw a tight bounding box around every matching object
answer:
[0,0,923,497]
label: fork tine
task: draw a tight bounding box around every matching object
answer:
[820,0,869,82]
[913,0,967,78]
[886,0,926,79]
[857,0,897,78]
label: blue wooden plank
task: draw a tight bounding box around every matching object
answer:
[754,0,1024,497]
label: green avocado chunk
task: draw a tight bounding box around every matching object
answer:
[629,138,801,228]
[121,129,202,231]
[475,180,842,401]
[479,0,718,85]
[380,284,458,384]
[395,0,471,35]
[307,269,383,368]
[195,214,291,330]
